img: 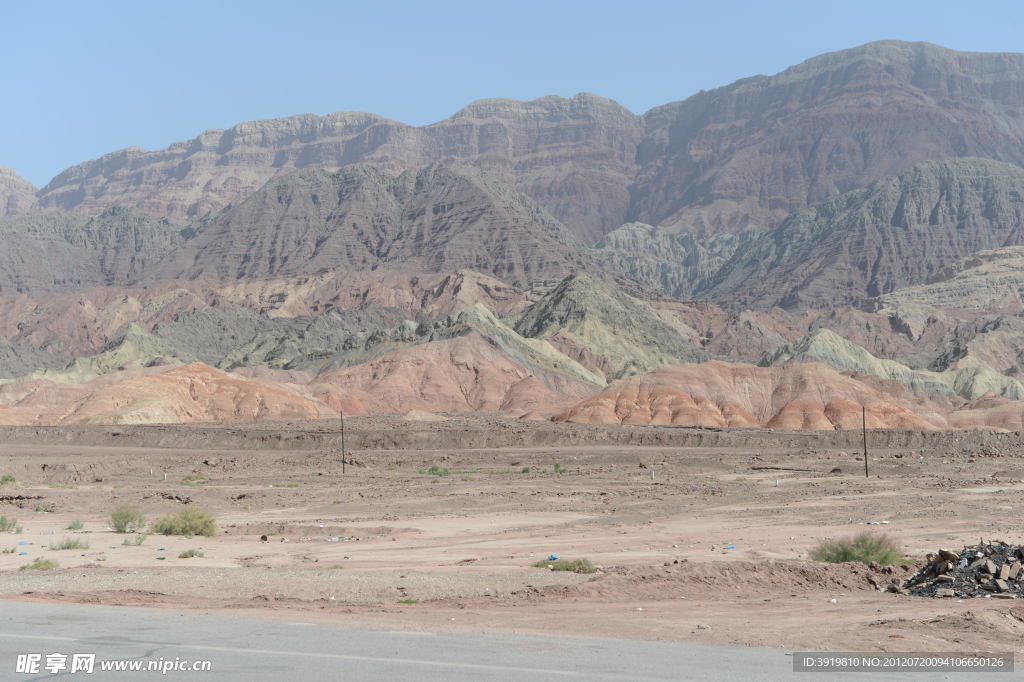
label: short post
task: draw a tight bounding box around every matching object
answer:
[862,406,869,478]
[340,408,346,476]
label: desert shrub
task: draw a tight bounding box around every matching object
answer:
[65,519,84,530]
[0,474,15,486]
[553,463,565,474]
[34,504,53,513]
[397,598,419,604]
[428,466,449,477]
[533,558,597,574]
[20,557,59,571]
[111,505,147,533]
[0,516,18,533]
[181,474,208,485]
[151,505,216,537]
[50,536,89,550]
[178,549,204,559]
[2,547,14,554]
[809,533,907,566]
[122,534,147,546]
[521,467,531,474]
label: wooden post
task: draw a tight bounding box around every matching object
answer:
[341,408,346,476]
[862,406,869,478]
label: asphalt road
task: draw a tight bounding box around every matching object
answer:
[0,601,1014,681]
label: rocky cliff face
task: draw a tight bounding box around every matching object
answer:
[32,95,643,244]
[700,158,1024,310]
[21,41,1024,244]
[139,163,612,292]
[631,41,1024,236]
[0,207,197,297]
[590,223,757,299]
[0,166,36,217]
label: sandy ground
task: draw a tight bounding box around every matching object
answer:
[2,415,1024,656]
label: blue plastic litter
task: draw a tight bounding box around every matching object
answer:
[19,552,26,555]
[18,541,27,545]
[725,544,737,549]
[548,554,558,561]
[158,548,166,551]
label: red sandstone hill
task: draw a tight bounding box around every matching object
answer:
[552,361,1024,432]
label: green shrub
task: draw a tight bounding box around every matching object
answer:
[521,467,531,474]
[122,534,147,546]
[553,463,565,474]
[533,558,597,574]
[111,505,147,533]
[397,598,419,604]
[178,549,204,559]
[34,504,53,513]
[809,533,907,566]
[1,547,14,554]
[20,557,59,571]
[50,536,89,550]
[65,519,84,530]
[0,516,18,533]
[0,474,15,486]
[181,473,208,485]
[428,465,449,477]
[151,505,216,537]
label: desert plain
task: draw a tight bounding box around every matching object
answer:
[2,415,1023,656]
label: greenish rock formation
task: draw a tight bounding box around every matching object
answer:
[508,271,719,379]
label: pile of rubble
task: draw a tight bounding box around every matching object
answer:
[889,542,1023,598]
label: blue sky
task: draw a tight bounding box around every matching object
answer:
[3,0,1023,187]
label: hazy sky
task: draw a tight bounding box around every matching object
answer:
[3,0,1023,186]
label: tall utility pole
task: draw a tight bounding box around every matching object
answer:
[341,408,346,475]
[862,406,869,478]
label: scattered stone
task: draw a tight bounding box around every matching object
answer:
[905,541,1024,599]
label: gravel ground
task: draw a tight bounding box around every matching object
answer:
[2,566,589,603]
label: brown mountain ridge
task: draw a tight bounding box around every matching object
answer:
[12,41,1024,246]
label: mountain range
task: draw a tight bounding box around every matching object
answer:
[3,40,1024,429]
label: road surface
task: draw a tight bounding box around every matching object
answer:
[0,600,1012,681]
